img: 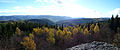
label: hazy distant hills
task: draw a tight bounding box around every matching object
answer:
[0,15,109,26]
[0,15,71,22]
[56,18,109,26]
[24,18,109,26]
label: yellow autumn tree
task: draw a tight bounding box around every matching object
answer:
[89,24,95,34]
[21,36,36,50]
[15,27,21,35]
[46,37,55,44]
[33,27,44,35]
[63,27,69,32]
[65,31,72,39]
[80,28,84,32]
[49,28,55,33]
[29,33,34,39]
[90,24,95,30]
[56,29,65,38]
[94,23,100,33]
[67,26,73,31]
[37,28,44,35]
[78,25,81,31]
[46,28,56,44]
[48,30,55,38]
[43,27,49,32]
[73,28,78,34]
[83,25,86,30]
[84,28,89,35]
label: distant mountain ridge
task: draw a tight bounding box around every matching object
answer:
[0,15,109,26]
[0,15,71,22]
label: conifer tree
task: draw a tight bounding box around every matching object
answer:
[109,15,115,30]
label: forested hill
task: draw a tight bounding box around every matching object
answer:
[56,18,109,26]
[0,15,119,50]
[25,19,55,25]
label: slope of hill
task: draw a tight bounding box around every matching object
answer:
[25,19,55,25]
[56,18,109,26]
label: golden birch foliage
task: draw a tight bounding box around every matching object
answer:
[63,27,70,35]
[77,26,81,31]
[56,29,65,38]
[90,24,95,30]
[29,33,34,39]
[38,28,44,34]
[46,37,55,44]
[47,28,56,44]
[49,28,55,33]
[57,26,60,30]
[80,28,84,32]
[15,27,21,35]
[48,31,55,38]
[94,23,100,33]
[67,26,73,31]
[65,31,72,39]
[33,28,37,33]
[73,28,78,34]
[63,27,69,32]
[21,36,36,50]
[83,25,86,30]
[33,28,43,35]
[76,25,79,28]
[44,27,49,32]
[84,28,89,35]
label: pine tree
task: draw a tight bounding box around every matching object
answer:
[109,15,115,30]
[115,14,119,31]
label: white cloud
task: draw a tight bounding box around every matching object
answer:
[113,8,120,15]
[0,0,110,18]
[0,5,106,18]
[14,6,21,9]
[109,8,120,17]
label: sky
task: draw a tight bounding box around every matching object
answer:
[0,0,120,18]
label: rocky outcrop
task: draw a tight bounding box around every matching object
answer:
[66,41,120,50]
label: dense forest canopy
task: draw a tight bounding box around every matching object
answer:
[0,15,120,50]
